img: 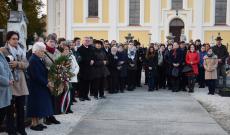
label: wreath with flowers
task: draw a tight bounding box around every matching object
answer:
[48,55,74,96]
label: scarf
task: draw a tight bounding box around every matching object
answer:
[158,51,163,66]
[128,46,136,60]
[46,45,55,54]
[207,53,214,57]
[8,44,25,61]
[173,48,177,58]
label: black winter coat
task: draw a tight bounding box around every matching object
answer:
[108,53,119,75]
[117,52,128,77]
[212,44,229,65]
[146,54,158,75]
[78,45,94,80]
[92,49,110,79]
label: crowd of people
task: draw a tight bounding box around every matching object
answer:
[0,31,229,135]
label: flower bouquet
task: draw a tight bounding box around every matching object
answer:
[48,55,74,96]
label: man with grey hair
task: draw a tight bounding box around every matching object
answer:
[78,37,94,101]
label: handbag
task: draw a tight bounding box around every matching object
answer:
[182,65,193,73]
[172,67,179,77]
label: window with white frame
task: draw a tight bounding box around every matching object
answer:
[215,0,227,25]
[88,0,98,17]
[129,0,140,25]
[172,0,183,10]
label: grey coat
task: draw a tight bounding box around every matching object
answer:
[0,52,13,108]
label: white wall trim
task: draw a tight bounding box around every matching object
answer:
[203,26,230,30]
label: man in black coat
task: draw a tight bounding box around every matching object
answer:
[78,37,94,101]
[212,36,229,87]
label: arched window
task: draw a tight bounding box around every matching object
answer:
[215,0,227,25]
[88,0,98,17]
[172,0,183,10]
[129,0,140,25]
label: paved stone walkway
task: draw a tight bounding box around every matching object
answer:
[69,87,227,135]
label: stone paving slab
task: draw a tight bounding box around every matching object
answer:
[69,89,228,135]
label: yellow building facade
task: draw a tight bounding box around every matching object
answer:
[47,0,230,46]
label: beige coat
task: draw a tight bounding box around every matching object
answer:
[0,46,29,96]
[203,55,218,80]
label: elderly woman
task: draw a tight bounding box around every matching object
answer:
[0,51,13,130]
[127,41,137,91]
[0,31,29,135]
[203,48,218,95]
[43,34,61,124]
[108,46,119,94]
[27,42,54,131]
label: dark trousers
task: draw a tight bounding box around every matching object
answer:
[4,96,26,133]
[127,69,136,90]
[109,73,119,93]
[217,65,227,87]
[180,74,188,90]
[68,82,78,111]
[206,79,216,94]
[118,77,126,92]
[92,77,105,97]
[148,71,156,91]
[0,106,8,128]
[136,67,142,86]
[157,66,166,88]
[144,69,149,84]
[172,77,180,92]
[198,66,205,87]
[79,79,91,98]
[188,76,196,92]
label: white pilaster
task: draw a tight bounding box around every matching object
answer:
[47,0,55,34]
[194,0,203,40]
[125,0,129,26]
[211,0,215,25]
[151,0,160,42]
[109,0,118,41]
[227,0,230,25]
[168,0,172,10]
[99,0,103,23]
[83,0,88,24]
[183,0,188,9]
[66,0,72,39]
[59,0,66,38]
[140,0,144,25]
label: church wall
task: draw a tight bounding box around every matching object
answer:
[74,31,109,40]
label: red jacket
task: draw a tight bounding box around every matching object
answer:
[186,51,200,75]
